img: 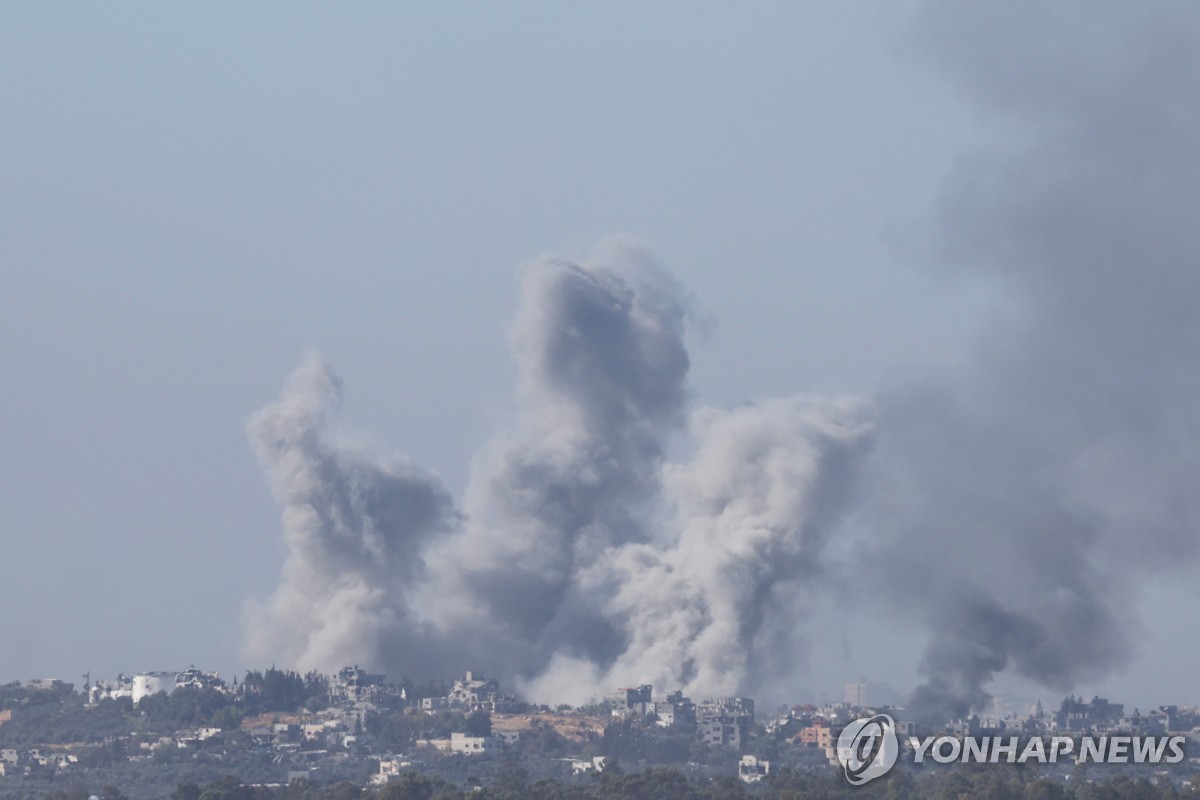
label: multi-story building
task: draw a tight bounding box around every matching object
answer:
[797,719,832,749]
[329,666,388,706]
[642,689,696,728]
[1055,695,1124,732]
[844,680,869,707]
[697,698,755,748]
[446,671,508,712]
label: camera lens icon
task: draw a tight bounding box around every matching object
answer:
[836,714,899,785]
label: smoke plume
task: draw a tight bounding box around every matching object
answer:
[246,3,1200,712]
[246,245,872,702]
[443,246,692,677]
[244,357,459,673]
[879,0,1200,718]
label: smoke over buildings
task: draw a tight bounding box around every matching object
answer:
[246,2,1200,712]
[244,245,873,704]
[873,0,1200,718]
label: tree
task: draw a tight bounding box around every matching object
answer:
[198,775,253,800]
[490,761,530,799]
[466,711,492,738]
[380,773,436,800]
[173,782,203,800]
[212,705,244,731]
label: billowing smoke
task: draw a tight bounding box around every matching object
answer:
[244,357,459,673]
[877,0,1200,718]
[442,246,692,678]
[246,3,1200,712]
[246,245,871,702]
[566,396,870,702]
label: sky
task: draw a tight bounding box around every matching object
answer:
[2,2,1193,711]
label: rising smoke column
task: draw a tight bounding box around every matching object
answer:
[436,244,693,678]
[244,355,459,673]
[245,245,701,684]
[870,0,1200,718]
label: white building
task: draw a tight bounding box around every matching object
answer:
[447,672,501,711]
[449,732,490,754]
[572,756,608,775]
[372,758,413,784]
[132,672,178,704]
[738,755,770,783]
[416,733,493,755]
[89,676,133,704]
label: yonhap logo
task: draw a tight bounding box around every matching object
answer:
[836,714,899,785]
[832,719,1187,786]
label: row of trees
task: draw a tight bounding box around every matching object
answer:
[240,670,329,713]
[30,766,1200,800]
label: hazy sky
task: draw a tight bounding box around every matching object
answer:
[3,3,1188,709]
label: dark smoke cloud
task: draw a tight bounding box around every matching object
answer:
[245,4,1200,712]
[874,0,1200,718]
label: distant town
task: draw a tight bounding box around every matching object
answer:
[2,666,1199,799]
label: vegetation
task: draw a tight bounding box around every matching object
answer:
[240,670,328,714]
[15,767,1200,800]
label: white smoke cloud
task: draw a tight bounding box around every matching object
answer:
[564,396,871,701]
